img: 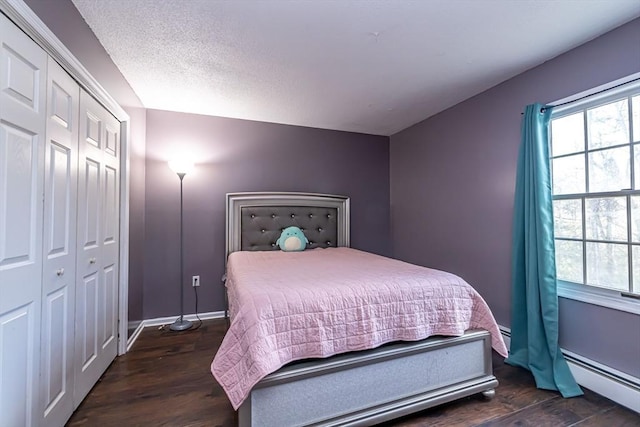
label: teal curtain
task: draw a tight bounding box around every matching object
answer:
[505,103,583,398]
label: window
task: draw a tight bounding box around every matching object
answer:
[550,78,640,314]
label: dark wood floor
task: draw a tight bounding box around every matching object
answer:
[67,319,639,427]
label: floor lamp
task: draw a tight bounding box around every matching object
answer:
[168,159,193,331]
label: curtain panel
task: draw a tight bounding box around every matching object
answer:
[506,103,582,398]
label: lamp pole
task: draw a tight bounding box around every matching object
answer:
[170,170,193,331]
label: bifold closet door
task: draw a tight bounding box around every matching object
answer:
[74,91,120,405]
[40,56,80,427]
[0,13,47,427]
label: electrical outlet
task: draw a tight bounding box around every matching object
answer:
[192,275,200,287]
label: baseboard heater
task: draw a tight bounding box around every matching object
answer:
[499,326,640,413]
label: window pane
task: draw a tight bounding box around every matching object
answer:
[551,112,584,156]
[634,245,640,294]
[631,196,640,243]
[632,95,639,143]
[553,199,582,239]
[586,242,628,291]
[587,99,630,149]
[588,147,630,192]
[555,240,583,284]
[635,143,640,190]
[585,197,627,242]
[552,154,585,195]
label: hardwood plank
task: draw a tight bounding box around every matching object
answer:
[66,320,638,426]
[575,406,640,426]
[476,387,619,426]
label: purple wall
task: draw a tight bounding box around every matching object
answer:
[125,107,147,327]
[390,18,640,377]
[144,109,390,318]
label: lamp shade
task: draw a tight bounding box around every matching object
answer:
[168,159,194,175]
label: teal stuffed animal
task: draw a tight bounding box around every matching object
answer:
[276,226,309,252]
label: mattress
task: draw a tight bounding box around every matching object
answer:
[211,247,507,409]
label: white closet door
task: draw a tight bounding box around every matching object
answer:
[0,13,47,427]
[40,57,79,426]
[74,91,119,405]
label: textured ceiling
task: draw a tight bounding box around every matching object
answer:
[71,0,640,136]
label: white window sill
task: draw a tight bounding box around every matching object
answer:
[558,281,640,315]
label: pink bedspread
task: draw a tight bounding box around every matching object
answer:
[211,248,507,410]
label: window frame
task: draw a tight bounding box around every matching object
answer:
[549,77,640,315]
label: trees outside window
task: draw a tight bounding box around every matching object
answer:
[551,89,640,297]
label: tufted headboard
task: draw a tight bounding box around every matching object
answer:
[226,192,350,259]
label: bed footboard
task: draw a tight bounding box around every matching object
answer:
[238,330,497,427]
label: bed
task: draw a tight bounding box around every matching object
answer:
[212,192,507,427]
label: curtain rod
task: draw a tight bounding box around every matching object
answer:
[521,76,640,115]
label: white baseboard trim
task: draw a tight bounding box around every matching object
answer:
[125,311,226,350]
[126,321,145,352]
[127,320,142,330]
[498,325,640,413]
[142,310,226,327]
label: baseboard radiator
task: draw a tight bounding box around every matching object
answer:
[499,326,640,413]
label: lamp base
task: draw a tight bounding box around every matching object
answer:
[169,317,193,331]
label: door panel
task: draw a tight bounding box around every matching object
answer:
[0,305,35,427]
[102,264,117,348]
[84,112,101,148]
[42,288,67,413]
[78,273,98,369]
[82,159,100,248]
[2,48,39,111]
[104,165,118,243]
[51,81,73,128]
[46,142,71,255]
[105,125,117,157]
[0,13,46,427]
[0,124,39,266]
[75,91,119,406]
[40,57,79,426]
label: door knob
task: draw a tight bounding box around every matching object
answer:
[56,268,64,276]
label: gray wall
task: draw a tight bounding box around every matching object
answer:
[24,0,147,328]
[390,18,640,377]
[144,109,390,318]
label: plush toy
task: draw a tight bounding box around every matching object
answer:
[276,226,309,252]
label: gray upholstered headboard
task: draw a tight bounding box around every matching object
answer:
[226,192,350,258]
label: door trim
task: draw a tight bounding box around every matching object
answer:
[1,0,131,355]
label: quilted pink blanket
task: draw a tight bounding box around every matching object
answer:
[211,248,507,410]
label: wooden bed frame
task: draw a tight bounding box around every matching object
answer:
[224,192,498,427]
